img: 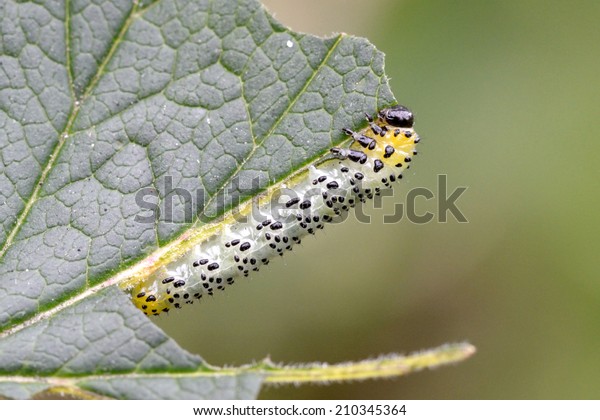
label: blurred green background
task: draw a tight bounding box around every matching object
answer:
[156,0,600,399]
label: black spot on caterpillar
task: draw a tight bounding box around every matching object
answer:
[122,105,420,316]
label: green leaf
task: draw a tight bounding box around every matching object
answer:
[0,0,456,399]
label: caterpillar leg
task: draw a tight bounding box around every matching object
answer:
[364,113,387,137]
[330,146,368,164]
[341,128,377,150]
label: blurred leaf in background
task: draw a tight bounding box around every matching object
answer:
[156,0,600,399]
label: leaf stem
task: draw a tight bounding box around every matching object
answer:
[261,343,476,385]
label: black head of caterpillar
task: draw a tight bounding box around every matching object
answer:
[378,104,414,128]
[125,105,419,315]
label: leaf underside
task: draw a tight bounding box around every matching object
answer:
[0,0,470,400]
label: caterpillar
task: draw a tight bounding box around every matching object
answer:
[123,105,419,316]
